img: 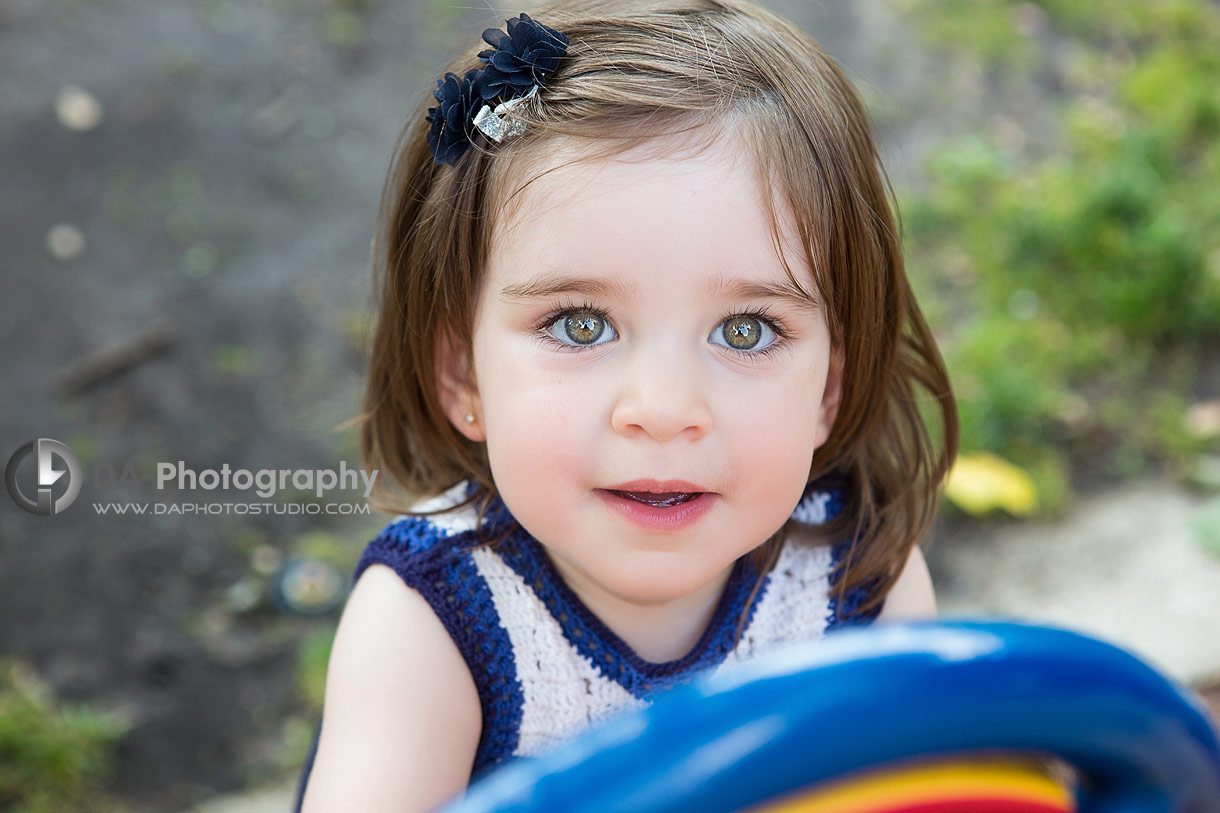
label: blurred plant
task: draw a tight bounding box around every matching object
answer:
[271,627,336,775]
[63,431,100,469]
[321,9,363,48]
[211,343,259,378]
[1190,498,1220,559]
[294,529,364,574]
[296,628,335,715]
[0,660,129,813]
[898,0,1220,513]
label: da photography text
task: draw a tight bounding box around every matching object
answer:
[156,461,377,500]
[4,436,378,517]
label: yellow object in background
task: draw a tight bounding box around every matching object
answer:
[944,452,1038,516]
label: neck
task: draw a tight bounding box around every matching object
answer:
[543,549,736,664]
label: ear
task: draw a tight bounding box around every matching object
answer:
[435,333,486,442]
[813,345,843,449]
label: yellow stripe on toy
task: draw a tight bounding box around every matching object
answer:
[747,757,1075,813]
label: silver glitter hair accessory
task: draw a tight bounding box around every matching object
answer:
[473,85,537,143]
[424,13,568,166]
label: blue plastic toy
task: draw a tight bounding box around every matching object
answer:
[440,620,1220,812]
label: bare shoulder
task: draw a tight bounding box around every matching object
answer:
[300,563,482,813]
[874,546,937,621]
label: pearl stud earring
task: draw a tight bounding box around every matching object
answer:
[464,413,475,425]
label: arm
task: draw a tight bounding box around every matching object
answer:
[874,546,937,621]
[300,564,482,813]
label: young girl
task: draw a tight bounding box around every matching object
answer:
[297,0,957,809]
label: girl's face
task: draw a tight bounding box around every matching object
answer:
[441,131,841,609]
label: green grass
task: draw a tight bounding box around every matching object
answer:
[296,628,335,715]
[897,0,1220,513]
[0,660,129,813]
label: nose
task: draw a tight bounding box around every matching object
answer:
[609,342,712,443]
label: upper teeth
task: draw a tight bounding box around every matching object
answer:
[621,491,697,506]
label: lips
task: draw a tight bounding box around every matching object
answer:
[592,478,712,529]
[611,490,700,507]
[595,482,716,531]
[599,479,711,508]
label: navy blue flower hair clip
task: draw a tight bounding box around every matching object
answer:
[426,13,569,166]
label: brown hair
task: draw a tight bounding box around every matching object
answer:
[359,0,957,618]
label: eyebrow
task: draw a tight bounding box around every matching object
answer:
[711,277,822,311]
[500,274,629,302]
[500,273,821,310]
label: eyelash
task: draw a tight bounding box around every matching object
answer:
[530,301,792,361]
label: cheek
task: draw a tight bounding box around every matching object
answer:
[479,366,600,481]
[722,364,826,436]
[716,365,827,485]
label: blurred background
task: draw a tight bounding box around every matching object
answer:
[1,0,1218,810]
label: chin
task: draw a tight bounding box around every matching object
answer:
[608,556,728,605]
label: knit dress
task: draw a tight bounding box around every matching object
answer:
[292,480,882,810]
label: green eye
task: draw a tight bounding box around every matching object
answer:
[722,316,762,349]
[564,313,605,344]
[711,315,778,352]
[547,309,617,347]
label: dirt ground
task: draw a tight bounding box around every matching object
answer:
[0,0,477,807]
[2,1,1215,811]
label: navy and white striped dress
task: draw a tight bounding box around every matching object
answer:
[292,480,881,809]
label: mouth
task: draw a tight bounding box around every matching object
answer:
[595,481,716,531]
[608,490,702,508]
[599,479,712,508]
